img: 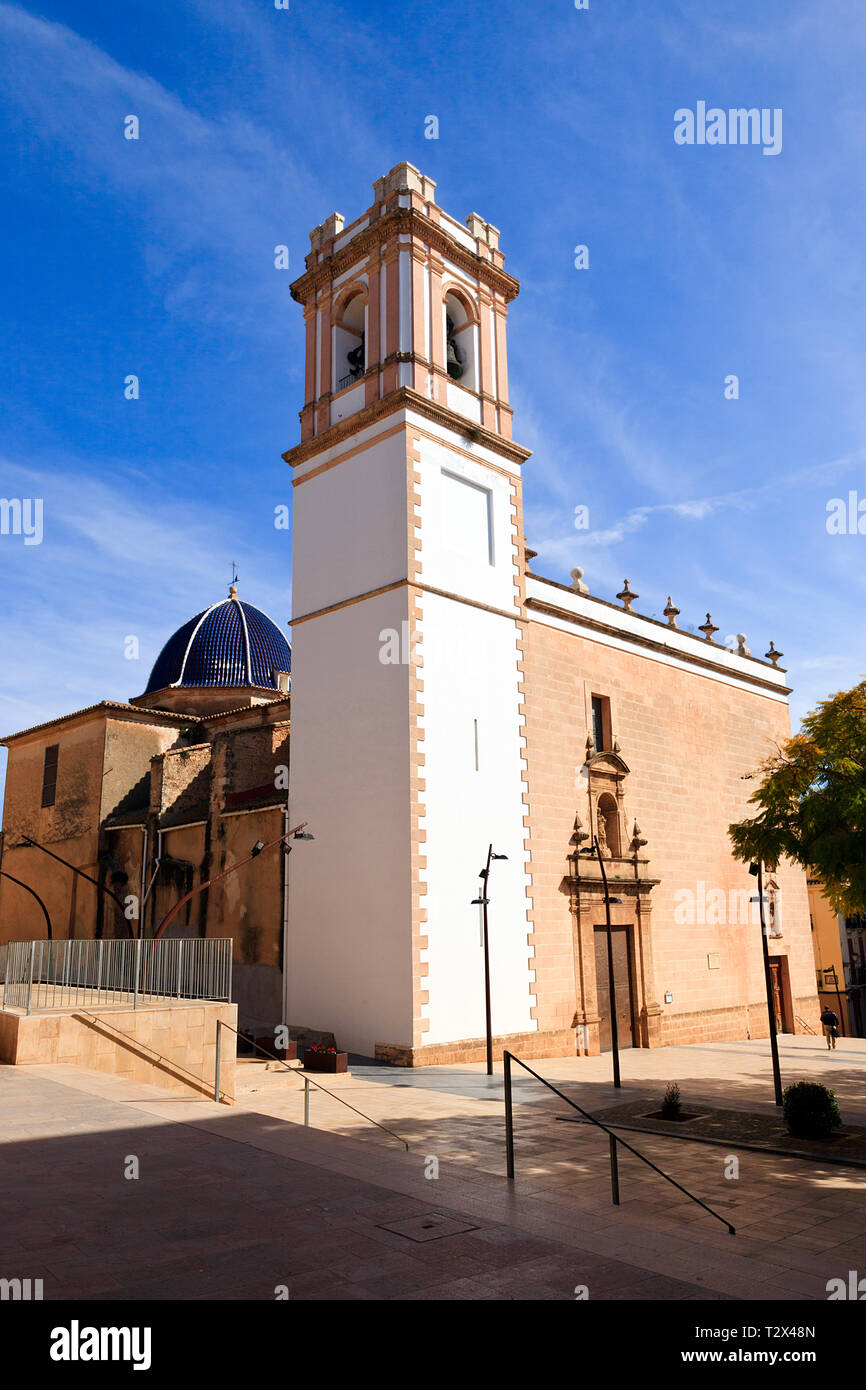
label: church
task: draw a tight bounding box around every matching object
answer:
[0,162,821,1062]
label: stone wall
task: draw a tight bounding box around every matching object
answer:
[522,612,821,1049]
[0,1000,237,1101]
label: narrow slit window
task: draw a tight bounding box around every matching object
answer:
[41,743,59,808]
[591,696,609,753]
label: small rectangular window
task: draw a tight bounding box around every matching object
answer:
[41,743,59,808]
[591,696,609,753]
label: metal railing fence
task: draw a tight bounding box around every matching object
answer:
[503,1050,735,1235]
[2,937,232,1015]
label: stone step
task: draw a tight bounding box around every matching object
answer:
[235,1057,305,1094]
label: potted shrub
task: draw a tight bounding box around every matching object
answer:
[783,1081,842,1139]
[661,1081,682,1120]
[303,1044,348,1074]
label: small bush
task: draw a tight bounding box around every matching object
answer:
[783,1081,841,1139]
[661,1081,682,1120]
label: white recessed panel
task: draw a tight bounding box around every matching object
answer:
[441,470,493,566]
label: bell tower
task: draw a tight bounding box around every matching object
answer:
[284,163,538,1062]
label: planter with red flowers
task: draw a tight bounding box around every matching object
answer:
[303,1045,348,1074]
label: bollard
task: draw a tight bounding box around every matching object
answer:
[504,1050,514,1180]
[609,1133,620,1205]
[304,1077,310,1127]
[214,1020,222,1103]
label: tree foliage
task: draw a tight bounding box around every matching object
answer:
[729,680,866,916]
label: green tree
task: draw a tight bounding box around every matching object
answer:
[729,680,866,916]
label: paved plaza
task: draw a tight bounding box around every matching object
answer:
[1,1036,864,1300]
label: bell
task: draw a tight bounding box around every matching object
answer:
[346,332,365,378]
[445,315,464,380]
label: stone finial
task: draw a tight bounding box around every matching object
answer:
[570,566,589,595]
[698,613,718,642]
[612,739,621,754]
[630,821,648,855]
[663,596,680,629]
[372,162,436,204]
[616,579,638,613]
[465,213,500,249]
[571,813,590,847]
[585,733,594,759]
[736,633,751,657]
[228,584,238,599]
[309,213,345,251]
[765,642,783,667]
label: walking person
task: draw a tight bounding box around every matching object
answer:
[820,1005,840,1050]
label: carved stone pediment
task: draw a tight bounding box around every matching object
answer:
[586,751,630,777]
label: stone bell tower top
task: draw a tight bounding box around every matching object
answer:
[287,161,524,460]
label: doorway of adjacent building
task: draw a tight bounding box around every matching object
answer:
[594,925,635,1051]
[768,957,793,1034]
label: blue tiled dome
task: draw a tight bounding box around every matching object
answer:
[144,589,291,694]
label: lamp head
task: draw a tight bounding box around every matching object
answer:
[471,897,490,906]
[251,840,266,857]
[293,830,315,841]
[749,862,760,877]
[491,853,508,861]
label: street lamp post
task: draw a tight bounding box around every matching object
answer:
[154,820,314,941]
[471,844,507,1076]
[579,836,623,1089]
[751,860,784,1107]
[0,871,53,940]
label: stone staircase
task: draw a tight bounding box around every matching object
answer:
[234,1054,304,1096]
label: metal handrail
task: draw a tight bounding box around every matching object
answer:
[503,1051,735,1235]
[217,1022,409,1152]
[3,937,232,1014]
[75,1009,218,1099]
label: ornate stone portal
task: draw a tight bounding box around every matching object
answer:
[565,748,662,1054]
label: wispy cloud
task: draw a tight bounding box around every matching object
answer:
[0,3,321,333]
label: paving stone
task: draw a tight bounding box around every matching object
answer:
[4,1040,866,1301]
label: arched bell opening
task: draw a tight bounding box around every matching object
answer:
[333,287,367,391]
[443,289,478,393]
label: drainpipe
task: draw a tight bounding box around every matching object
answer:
[141,829,163,937]
[281,804,291,1029]
[139,825,148,940]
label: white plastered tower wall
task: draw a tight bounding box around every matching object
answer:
[411,421,534,1046]
[284,164,544,1062]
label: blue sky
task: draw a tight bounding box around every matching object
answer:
[1,0,864,807]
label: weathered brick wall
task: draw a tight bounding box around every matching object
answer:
[2,721,106,846]
[217,723,289,798]
[101,717,181,821]
[523,616,820,1047]
[151,743,212,818]
[1,720,109,941]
